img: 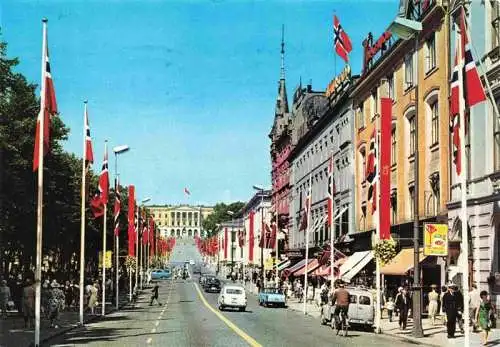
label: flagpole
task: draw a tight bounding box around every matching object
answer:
[115,176,120,310]
[34,18,48,347]
[275,204,279,286]
[330,152,335,288]
[79,101,88,326]
[135,206,139,293]
[139,231,143,290]
[375,122,382,334]
[102,140,108,316]
[457,17,470,346]
[303,171,312,315]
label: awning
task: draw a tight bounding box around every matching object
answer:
[312,264,339,277]
[381,248,427,276]
[342,251,374,283]
[339,251,372,278]
[293,259,319,276]
[275,259,291,271]
[283,259,307,275]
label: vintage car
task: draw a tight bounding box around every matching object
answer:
[203,278,222,293]
[320,287,374,329]
[151,269,172,280]
[218,285,247,311]
[258,287,286,307]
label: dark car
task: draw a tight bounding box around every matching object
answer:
[203,278,221,293]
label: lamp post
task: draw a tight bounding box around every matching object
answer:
[388,16,423,338]
[215,224,221,275]
[253,185,265,284]
[227,211,235,275]
[113,145,130,310]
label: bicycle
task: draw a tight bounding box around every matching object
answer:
[334,307,349,337]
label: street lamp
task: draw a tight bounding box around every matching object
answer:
[112,144,130,310]
[388,16,423,338]
[227,211,235,275]
[252,185,265,284]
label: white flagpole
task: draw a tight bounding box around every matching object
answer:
[102,140,108,316]
[303,171,312,315]
[330,152,335,288]
[35,18,48,347]
[135,207,139,292]
[457,17,470,346]
[275,205,279,286]
[115,176,119,310]
[139,229,143,289]
[375,124,382,334]
[79,101,88,325]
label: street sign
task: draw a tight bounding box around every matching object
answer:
[423,223,448,256]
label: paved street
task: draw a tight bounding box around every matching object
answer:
[46,241,417,347]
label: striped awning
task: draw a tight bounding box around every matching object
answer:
[293,259,319,277]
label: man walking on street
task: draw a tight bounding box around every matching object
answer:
[150,282,162,306]
[395,286,411,330]
[442,283,463,338]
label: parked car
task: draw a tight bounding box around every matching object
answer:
[320,287,374,329]
[203,278,221,293]
[193,265,202,274]
[218,285,247,311]
[258,287,286,307]
[151,269,172,280]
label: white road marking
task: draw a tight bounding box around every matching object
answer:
[155,321,160,327]
[151,328,156,333]
[145,276,175,345]
[146,338,152,344]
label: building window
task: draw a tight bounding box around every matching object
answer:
[409,186,415,218]
[431,101,439,145]
[409,116,416,156]
[404,53,414,88]
[425,33,436,73]
[495,109,500,172]
[371,89,378,119]
[388,74,395,101]
[391,127,397,166]
[391,191,397,224]
[357,103,365,129]
[360,147,367,183]
[491,1,500,51]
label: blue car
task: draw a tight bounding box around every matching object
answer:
[258,288,286,308]
[151,269,171,280]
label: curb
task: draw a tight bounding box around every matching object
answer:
[37,297,135,346]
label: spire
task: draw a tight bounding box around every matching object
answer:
[275,24,289,116]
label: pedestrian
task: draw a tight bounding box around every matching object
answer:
[150,282,162,306]
[22,278,35,329]
[88,282,98,314]
[475,290,493,346]
[395,286,411,330]
[442,283,462,339]
[0,280,11,318]
[48,281,65,328]
[428,284,439,325]
[386,297,395,322]
[469,283,481,333]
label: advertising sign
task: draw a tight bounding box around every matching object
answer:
[264,257,275,270]
[423,223,448,256]
[99,250,113,269]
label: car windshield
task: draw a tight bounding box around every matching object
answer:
[263,288,278,294]
[226,288,243,294]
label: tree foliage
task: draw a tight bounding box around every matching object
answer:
[202,201,245,237]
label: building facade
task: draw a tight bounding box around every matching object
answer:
[149,205,213,239]
[216,219,244,277]
[269,29,293,243]
[352,0,450,286]
[288,70,357,258]
[446,0,500,294]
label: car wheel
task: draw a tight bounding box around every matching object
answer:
[219,305,224,311]
[239,307,245,312]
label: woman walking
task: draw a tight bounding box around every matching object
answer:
[428,285,439,325]
[88,282,98,314]
[475,290,493,346]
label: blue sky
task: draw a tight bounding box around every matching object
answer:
[1,0,398,206]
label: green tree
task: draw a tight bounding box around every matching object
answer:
[202,201,245,237]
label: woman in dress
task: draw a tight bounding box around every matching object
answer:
[428,285,439,325]
[88,282,98,315]
[475,290,493,346]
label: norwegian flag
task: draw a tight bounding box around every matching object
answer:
[318,244,346,266]
[113,177,121,236]
[366,129,377,214]
[84,104,94,166]
[449,8,487,176]
[33,27,58,172]
[90,143,109,218]
[142,225,149,246]
[184,187,191,196]
[299,185,311,231]
[327,154,335,226]
[333,15,352,63]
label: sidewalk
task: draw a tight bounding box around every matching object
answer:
[380,315,500,347]
[0,293,132,347]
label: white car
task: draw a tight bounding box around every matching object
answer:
[189,259,195,265]
[218,285,247,312]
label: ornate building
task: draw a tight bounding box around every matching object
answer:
[269,27,292,248]
[149,205,213,239]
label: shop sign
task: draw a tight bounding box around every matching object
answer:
[99,250,113,269]
[325,65,351,98]
[264,257,275,270]
[362,31,392,74]
[423,223,448,256]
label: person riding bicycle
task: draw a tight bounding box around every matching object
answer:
[332,281,350,332]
